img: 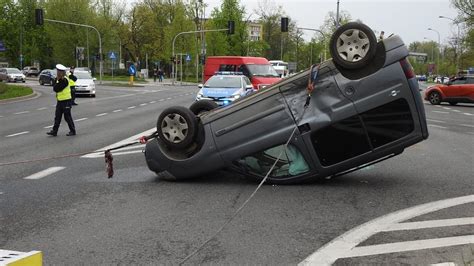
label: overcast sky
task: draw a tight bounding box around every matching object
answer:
[204,0,460,46]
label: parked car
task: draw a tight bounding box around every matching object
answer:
[204,56,281,90]
[38,69,56,85]
[0,68,26,83]
[22,66,40,77]
[416,74,427,82]
[74,71,96,97]
[424,75,474,105]
[144,22,429,184]
[434,76,450,84]
[196,72,255,106]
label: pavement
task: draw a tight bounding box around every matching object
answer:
[0,80,472,265]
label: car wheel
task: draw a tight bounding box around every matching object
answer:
[189,100,219,115]
[39,79,44,85]
[449,102,458,106]
[329,22,377,69]
[157,106,198,149]
[428,91,442,105]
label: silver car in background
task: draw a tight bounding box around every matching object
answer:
[0,68,26,83]
[74,71,96,97]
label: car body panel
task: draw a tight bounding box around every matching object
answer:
[0,68,26,82]
[145,34,429,183]
[73,71,96,96]
[38,69,56,85]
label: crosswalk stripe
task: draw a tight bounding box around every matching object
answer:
[24,166,65,180]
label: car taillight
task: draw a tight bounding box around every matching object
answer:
[400,58,415,79]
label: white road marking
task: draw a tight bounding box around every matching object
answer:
[23,166,65,180]
[81,128,155,158]
[96,113,108,117]
[112,109,122,113]
[149,101,156,104]
[460,124,474,128]
[140,103,147,106]
[463,113,473,116]
[14,111,29,115]
[6,131,30,137]
[452,110,461,112]
[432,111,449,114]
[426,119,446,123]
[345,235,474,258]
[159,99,165,102]
[74,118,88,122]
[0,192,3,195]
[127,106,136,109]
[431,262,456,266]
[166,97,172,100]
[300,194,474,265]
[44,125,53,129]
[443,107,451,110]
[428,124,447,129]
[36,107,48,110]
[0,115,4,118]
[383,217,474,231]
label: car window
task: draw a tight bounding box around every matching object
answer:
[244,77,252,86]
[219,64,237,72]
[466,78,474,84]
[246,64,279,77]
[205,76,242,88]
[452,78,466,85]
[7,68,21,74]
[75,72,93,79]
[235,144,309,177]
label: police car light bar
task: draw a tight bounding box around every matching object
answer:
[214,71,244,75]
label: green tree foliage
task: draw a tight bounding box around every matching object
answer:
[206,0,248,56]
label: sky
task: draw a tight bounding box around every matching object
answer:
[204,0,461,46]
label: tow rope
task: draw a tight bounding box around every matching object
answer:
[0,131,158,179]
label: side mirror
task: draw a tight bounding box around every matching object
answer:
[245,85,253,91]
[198,84,203,88]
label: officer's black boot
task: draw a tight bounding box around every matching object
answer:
[46,131,57,136]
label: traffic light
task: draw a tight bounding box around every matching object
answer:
[35,9,44,26]
[227,20,235,35]
[281,17,289,32]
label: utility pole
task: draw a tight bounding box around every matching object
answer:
[336,0,340,28]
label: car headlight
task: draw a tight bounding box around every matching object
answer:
[22,75,26,79]
[232,94,241,100]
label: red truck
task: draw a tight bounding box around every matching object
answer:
[204,56,281,90]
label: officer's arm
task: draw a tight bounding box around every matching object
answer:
[69,74,77,82]
[53,78,68,93]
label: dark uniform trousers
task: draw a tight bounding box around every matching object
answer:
[53,100,75,133]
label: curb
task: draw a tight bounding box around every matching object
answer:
[0,91,41,105]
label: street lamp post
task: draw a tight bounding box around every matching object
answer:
[297,27,327,61]
[439,15,461,74]
[428,28,440,76]
[424,37,434,63]
[45,19,103,84]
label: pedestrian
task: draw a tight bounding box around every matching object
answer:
[153,68,157,82]
[441,76,445,84]
[378,31,385,41]
[158,68,163,82]
[46,64,76,137]
[68,66,78,105]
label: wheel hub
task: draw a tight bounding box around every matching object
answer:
[337,29,370,62]
[161,114,189,143]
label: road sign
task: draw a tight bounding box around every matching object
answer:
[76,47,85,60]
[109,51,116,60]
[185,54,191,62]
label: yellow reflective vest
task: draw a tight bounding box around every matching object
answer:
[68,73,76,87]
[56,77,72,101]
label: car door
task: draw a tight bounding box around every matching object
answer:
[444,77,466,98]
[467,78,474,101]
[334,59,419,150]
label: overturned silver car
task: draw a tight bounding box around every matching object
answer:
[144,22,429,184]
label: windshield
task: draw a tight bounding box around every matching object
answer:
[205,76,242,88]
[7,68,22,74]
[75,72,93,79]
[247,64,279,77]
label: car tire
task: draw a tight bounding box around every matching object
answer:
[39,80,44,85]
[329,22,377,69]
[157,106,198,149]
[428,91,442,105]
[189,100,219,115]
[449,102,458,106]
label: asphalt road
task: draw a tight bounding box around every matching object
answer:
[0,80,473,265]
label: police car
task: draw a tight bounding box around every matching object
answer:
[196,72,255,106]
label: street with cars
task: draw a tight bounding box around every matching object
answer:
[0,78,473,264]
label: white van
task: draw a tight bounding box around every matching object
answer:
[269,60,289,78]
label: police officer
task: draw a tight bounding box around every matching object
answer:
[46,64,76,136]
[68,66,78,105]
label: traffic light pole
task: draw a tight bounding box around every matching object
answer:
[44,19,102,84]
[172,28,228,85]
